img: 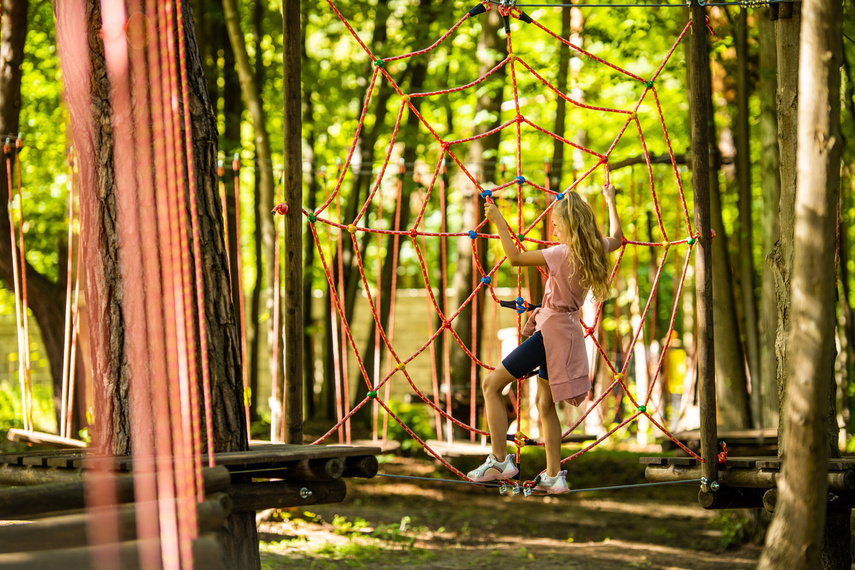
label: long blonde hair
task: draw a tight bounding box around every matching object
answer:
[552,192,610,301]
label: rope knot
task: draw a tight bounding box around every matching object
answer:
[272,203,289,216]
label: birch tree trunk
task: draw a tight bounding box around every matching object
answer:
[759,1,843,567]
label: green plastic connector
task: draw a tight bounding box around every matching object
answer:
[308,213,317,223]
[368,391,378,399]
[637,405,647,413]
[374,59,385,68]
[646,80,654,88]
[687,236,696,245]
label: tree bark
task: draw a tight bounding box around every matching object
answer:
[759,2,843,567]
[769,4,799,452]
[758,7,781,431]
[299,0,317,420]
[706,49,751,430]
[55,1,258,566]
[733,7,760,423]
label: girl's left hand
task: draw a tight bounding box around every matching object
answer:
[484,202,504,225]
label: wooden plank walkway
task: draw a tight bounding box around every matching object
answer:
[0,443,382,478]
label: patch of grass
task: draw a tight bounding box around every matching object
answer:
[709,510,751,549]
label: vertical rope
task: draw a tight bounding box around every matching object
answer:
[5,145,29,432]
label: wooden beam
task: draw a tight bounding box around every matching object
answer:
[282,0,304,444]
[6,429,87,449]
[0,466,230,518]
[689,0,718,497]
[0,536,224,570]
[0,500,226,554]
[343,455,379,478]
[645,465,855,491]
[229,478,346,512]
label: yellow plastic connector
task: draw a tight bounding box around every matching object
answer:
[347,224,357,234]
[396,362,406,371]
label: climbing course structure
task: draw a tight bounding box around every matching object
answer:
[301,1,706,481]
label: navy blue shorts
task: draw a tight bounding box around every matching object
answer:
[502,331,549,380]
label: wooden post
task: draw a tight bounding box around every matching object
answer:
[689,1,719,500]
[282,0,304,443]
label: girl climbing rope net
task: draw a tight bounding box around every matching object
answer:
[468,183,623,493]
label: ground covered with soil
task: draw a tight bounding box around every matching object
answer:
[256,449,763,569]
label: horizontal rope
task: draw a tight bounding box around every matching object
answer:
[375,472,704,494]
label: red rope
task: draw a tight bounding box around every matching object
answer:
[306,3,704,476]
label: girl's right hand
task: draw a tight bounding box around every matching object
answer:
[602,183,617,203]
[484,202,503,225]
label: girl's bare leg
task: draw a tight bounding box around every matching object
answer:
[482,364,517,461]
[536,377,562,476]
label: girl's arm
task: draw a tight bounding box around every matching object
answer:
[602,183,623,253]
[484,202,547,267]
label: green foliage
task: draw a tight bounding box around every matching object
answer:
[709,510,750,549]
[384,401,434,454]
[0,378,56,434]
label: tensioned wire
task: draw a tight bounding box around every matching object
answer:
[224,465,703,493]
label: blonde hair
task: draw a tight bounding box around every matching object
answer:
[551,192,610,301]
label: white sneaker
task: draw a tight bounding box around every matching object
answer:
[467,453,518,482]
[534,470,569,494]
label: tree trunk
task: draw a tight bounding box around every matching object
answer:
[448,6,506,389]
[223,0,278,427]
[300,0,317,420]
[706,50,751,430]
[0,0,71,428]
[319,0,391,421]
[733,8,760,423]
[759,2,843,567]
[683,6,750,430]
[55,1,258,566]
[758,7,781,431]
[548,6,572,194]
[768,4,799,451]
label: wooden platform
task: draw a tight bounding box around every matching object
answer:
[0,443,381,479]
[659,428,778,455]
[641,455,855,510]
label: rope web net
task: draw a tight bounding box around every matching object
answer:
[306,1,706,479]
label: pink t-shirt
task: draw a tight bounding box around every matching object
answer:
[522,243,597,405]
[539,244,588,315]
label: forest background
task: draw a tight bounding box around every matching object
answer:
[0,0,853,454]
